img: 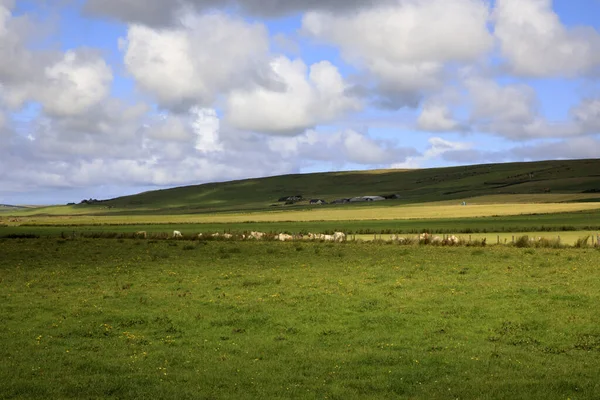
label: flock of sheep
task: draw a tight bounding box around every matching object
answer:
[164,230,348,242]
[132,230,463,245]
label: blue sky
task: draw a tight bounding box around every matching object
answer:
[1,0,600,204]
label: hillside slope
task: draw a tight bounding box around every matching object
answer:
[29,159,600,215]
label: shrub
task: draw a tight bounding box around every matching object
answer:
[1,233,40,239]
[574,236,590,248]
[514,236,530,248]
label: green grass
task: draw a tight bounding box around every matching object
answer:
[7,158,600,216]
[1,239,600,399]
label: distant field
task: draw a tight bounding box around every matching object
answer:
[2,239,599,399]
[4,202,600,226]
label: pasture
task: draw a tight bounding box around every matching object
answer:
[1,238,599,399]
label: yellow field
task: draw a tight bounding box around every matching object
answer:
[3,202,600,226]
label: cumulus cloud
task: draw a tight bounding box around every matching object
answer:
[511,137,600,160]
[417,102,464,132]
[268,129,417,165]
[466,78,537,123]
[302,0,493,107]
[0,4,41,108]
[191,108,223,153]
[226,57,360,134]
[494,0,600,77]
[462,77,581,140]
[121,12,271,110]
[0,103,294,197]
[441,137,600,165]
[571,98,600,133]
[392,137,473,168]
[84,0,396,26]
[36,50,113,117]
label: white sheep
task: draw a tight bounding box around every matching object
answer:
[275,233,293,241]
[333,232,346,242]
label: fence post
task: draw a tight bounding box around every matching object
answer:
[497,235,500,244]
[512,235,514,243]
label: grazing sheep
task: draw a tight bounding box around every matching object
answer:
[134,231,147,239]
[173,230,183,239]
[333,232,346,242]
[446,235,459,245]
[392,235,407,243]
[249,231,266,240]
[223,233,233,239]
[197,233,204,239]
[275,233,293,241]
[322,234,334,241]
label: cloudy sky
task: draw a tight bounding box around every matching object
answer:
[1,0,600,204]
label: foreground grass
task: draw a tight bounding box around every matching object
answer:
[1,239,599,399]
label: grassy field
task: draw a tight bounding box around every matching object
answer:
[1,238,599,399]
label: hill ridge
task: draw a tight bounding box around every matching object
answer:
[46,158,600,215]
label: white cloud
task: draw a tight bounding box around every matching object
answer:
[571,98,600,133]
[0,4,39,108]
[121,12,271,110]
[511,137,600,160]
[494,0,600,77]
[417,102,463,132]
[268,129,416,165]
[466,77,537,123]
[302,0,493,106]
[464,77,581,140]
[392,136,473,168]
[144,114,193,143]
[37,50,113,117]
[226,57,360,134]
[192,107,223,153]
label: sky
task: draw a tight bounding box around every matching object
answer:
[1,0,600,205]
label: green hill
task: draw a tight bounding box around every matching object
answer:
[34,159,600,216]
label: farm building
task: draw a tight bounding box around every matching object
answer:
[350,196,386,202]
[309,199,327,205]
[331,198,350,204]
